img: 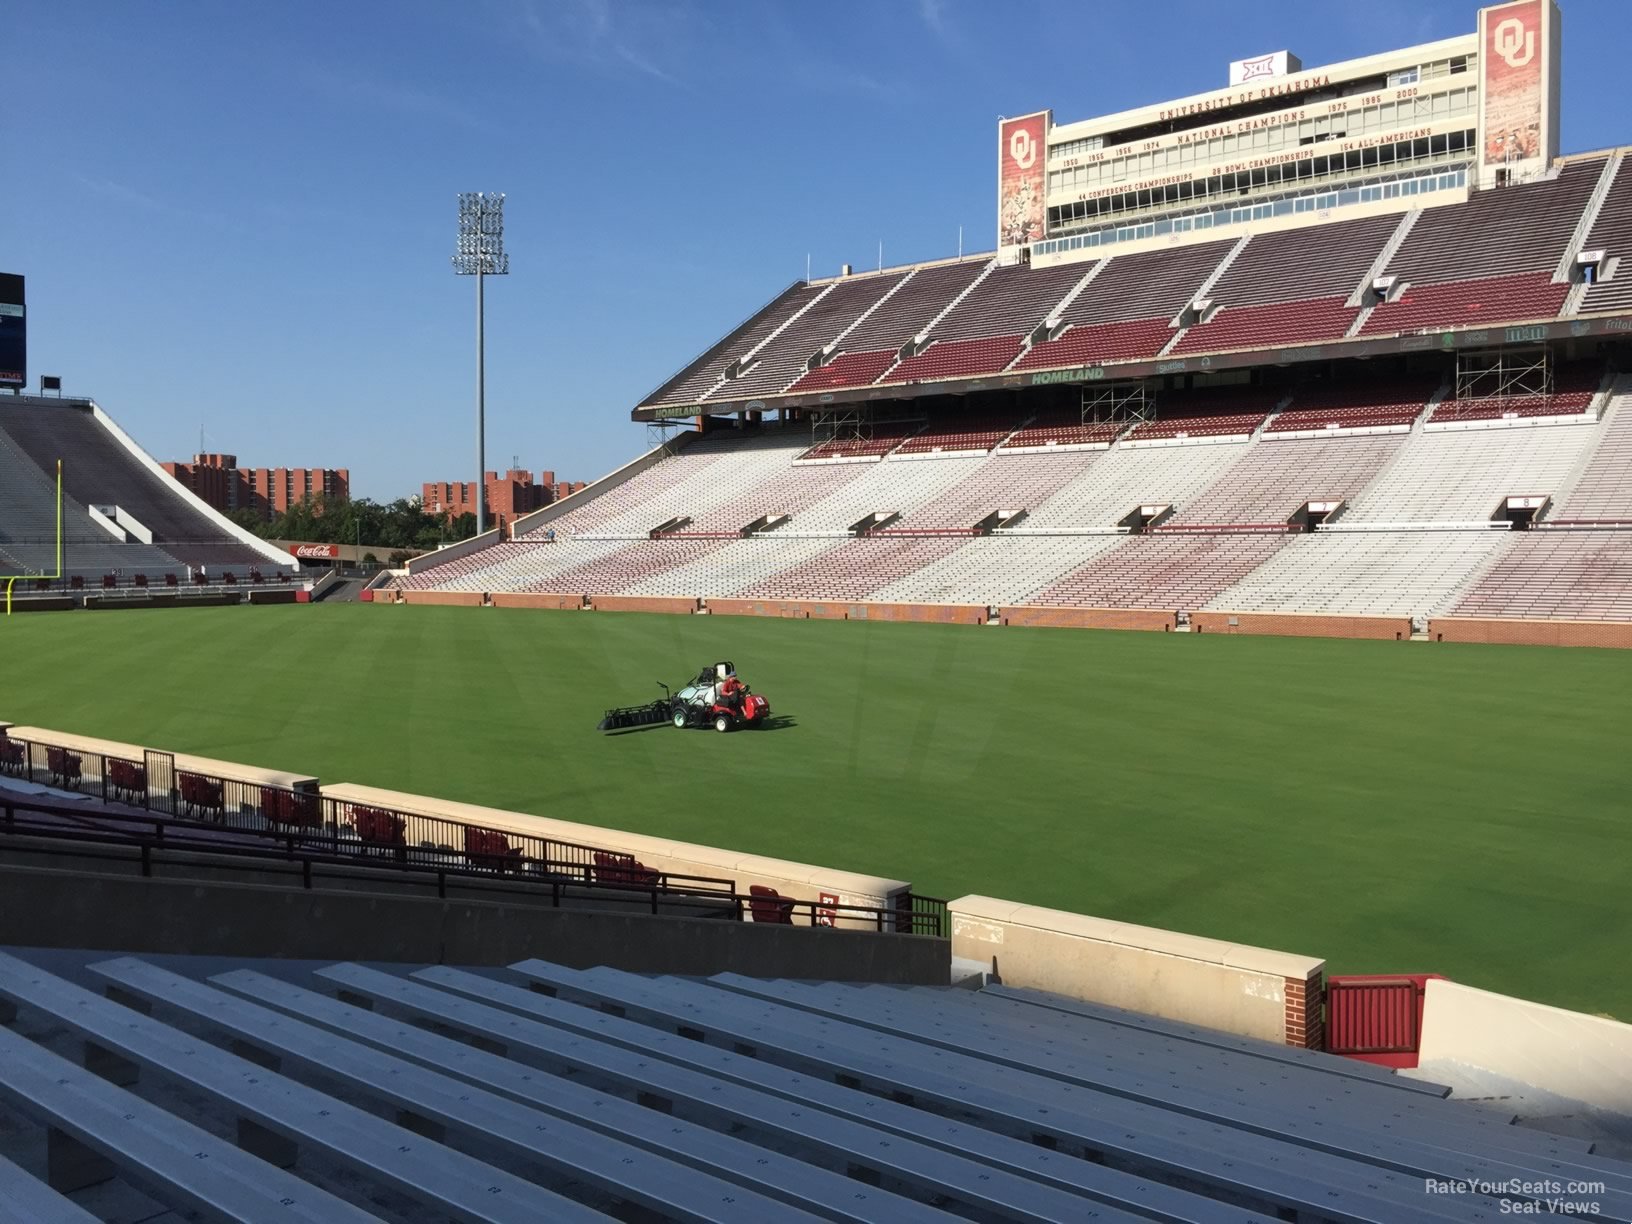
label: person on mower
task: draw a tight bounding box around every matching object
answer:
[718,671,745,712]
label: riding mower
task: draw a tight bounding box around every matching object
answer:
[597,661,771,733]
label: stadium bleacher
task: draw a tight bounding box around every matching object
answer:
[4,949,1628,1221]
[403,367,1632,621]
[0,397,293,588]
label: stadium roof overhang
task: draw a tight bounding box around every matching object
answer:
[631,307,1632,422]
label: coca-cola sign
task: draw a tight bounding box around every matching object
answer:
[289,543,340,559]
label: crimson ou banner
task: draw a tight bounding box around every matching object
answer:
[289,543,340,559]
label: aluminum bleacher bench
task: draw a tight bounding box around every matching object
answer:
[707,974,1606,1174]
[503,960,1534,1223]
[0,952,601,1223]
[979,982,1453,1097]
[85,956,834,1224]
[0,1023,371,1223]
[704,973,1632,1206]
[313,961,1263,1224]
[0,1148,99,1224]
[202,964,963,1224]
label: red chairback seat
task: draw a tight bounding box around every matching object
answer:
[350,805,407,846]
[748,884,796,924]
[592,850,661,888]
[263,788,321,830]
[464,826,523,872]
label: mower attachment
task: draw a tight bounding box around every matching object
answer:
[597,700,671,732]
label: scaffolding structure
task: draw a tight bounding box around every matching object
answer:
[1456,347,1552,401]
[1082,381,1153,426]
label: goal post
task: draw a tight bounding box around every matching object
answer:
[3,459,62,615]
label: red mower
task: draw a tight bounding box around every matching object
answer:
[598,661,771,733]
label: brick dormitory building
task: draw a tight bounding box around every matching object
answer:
[422,470,586,534]
[162,453,350,521]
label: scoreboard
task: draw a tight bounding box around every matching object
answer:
[0,273,23,388]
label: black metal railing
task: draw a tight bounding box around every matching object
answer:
[0,742,948,937]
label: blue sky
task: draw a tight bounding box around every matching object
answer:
[6,0,1629,500]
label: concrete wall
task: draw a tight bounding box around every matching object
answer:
[8,725,317,793]
[322,781,912,931]
[1416,979,1632,1116]
[0,865,948,983]
[403,528,503,578]
[950,894,1325,1047]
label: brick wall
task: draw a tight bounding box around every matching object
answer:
[1285,972,1325,1049]
[707,599,987,624]
[1000,606,1174,631]
[591,595,701,615]
[1429,617,1632,648]
[1193,611,1410,640]
[402,590,483,607]
[490,592,584,611]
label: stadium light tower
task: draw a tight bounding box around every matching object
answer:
[451,192,509,535]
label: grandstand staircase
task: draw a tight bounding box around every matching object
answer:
[1159,234,1253,357]
[1005,259,1108,371]
[1541,373,1630,513]
[789,269,919,390]
[699,283,838,403]
[875,259,998,383]
[1345,209,1421,334]
[1555,154,1623,294]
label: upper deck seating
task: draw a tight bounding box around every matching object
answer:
[1353,163,1601,336]
[785,260,992,393]
[1579,158,1632,315]
[1202,212,1399,309]
[881,334,1025,384]
[1360,270,1568,335]
[1013,239,1235,370]
[1173,296,1358,353]
[1012,316,1175,370]
[640,281,823,407]
[712,271,909,399]
[1380,159,1603,286]
[879,261,1090,383]
[1172,213,1397,353]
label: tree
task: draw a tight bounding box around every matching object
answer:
[228,494,450,553]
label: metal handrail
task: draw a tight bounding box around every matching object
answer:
[0,788,945,935]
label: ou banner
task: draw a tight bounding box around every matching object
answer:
[998,111,1049,249]
[1480,0,1547,174]
[289,543,340,559]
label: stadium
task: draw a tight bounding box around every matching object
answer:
[5,1,1632,1219]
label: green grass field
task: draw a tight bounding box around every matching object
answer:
[4,603,1629,1016]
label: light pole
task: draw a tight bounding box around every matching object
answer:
[451,192,509,535]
